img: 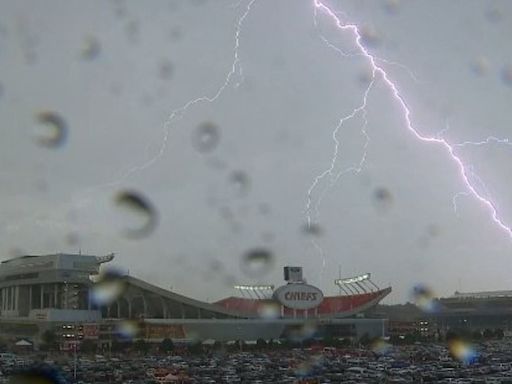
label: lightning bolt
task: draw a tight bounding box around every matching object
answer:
[454,136,512,148]
[119,0,257,180]
[72,0,257,210]
[307,0,512,273]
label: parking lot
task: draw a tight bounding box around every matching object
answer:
[4,340,512,383]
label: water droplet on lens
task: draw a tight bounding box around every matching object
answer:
[125,20,139,43]
[258,203,271,215]
[241,248,274,278]
[501,64,512,87]
[8,248,26,257]
[371,338,392,355]
[258,302,280,319]
[229,170,250,197]
[169,27,182,41]
[360,24,381,47]
[485,5,503,23]
[383,0,400,14]
[449,338,478,365]
[34,111,68,148]
[159,59,173,80]
[116,320,139,340]
[373,187,393,212]
[81,35,101,60]
[192,122,220,153]
[91,270,127,306]
[469,56,490,76]
[115,190,158,238]
[10,365,65,384]
[301,222,323,237]
[65,232,80,246]
[261,231,275,243]
[411,284,439,313]
[426,223,440,237]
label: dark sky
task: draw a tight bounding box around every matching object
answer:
[1,0,512,304]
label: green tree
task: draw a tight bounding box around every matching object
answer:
[160,338,174,353]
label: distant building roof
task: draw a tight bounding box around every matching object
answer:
[448,290,512,299]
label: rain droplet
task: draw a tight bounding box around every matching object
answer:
[208,259,223,273]
[301,222,323,237]
[81,35,101,60]
[501,64,512,87]
[91,270,127,306]
[411,284,440,313]
[240,248,274,278]
[426,223,440,237]
[261,231,275,243]
[448,338,478,365]
[192,122,220,153]
[115,190,158,238]
[258,203,271,215]
[10,365,66,384]
[285,322,318,342]
[360,24,381,47]
[169,27,182,41]
[115,320,140,340]
[371,338,392,355]
[258,302,280,319]
[125,20,139,43]
[485,5,503,23]
[34,111,68,148]
[159,58,174,80]
[373,187,393,212]
[469,56,490,76]
[383,0,400,15]
[65,232,80,246]
[229,170,250,197]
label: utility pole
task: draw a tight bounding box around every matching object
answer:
[73,326,78,380]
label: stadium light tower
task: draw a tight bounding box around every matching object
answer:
[334,273,380,295]
[233,285,274,299]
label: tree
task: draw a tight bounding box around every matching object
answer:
[41,330,58,351]
[188,341,203,354]
[213,341,223,350]
[256,338,267,350]
[494,329,505,340]
[80,339,96,354]
[483,329,494,339]
[160,338,174,353]
[134,339,149,354]
[359,333,371,347]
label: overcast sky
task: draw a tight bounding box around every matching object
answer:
[1,0,512,304]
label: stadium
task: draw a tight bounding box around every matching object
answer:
[433,290,512,333]
[0,253,391,349]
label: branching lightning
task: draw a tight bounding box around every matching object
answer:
[120,0,257,180]
[72,0,257,213]
[307,0,512,273]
